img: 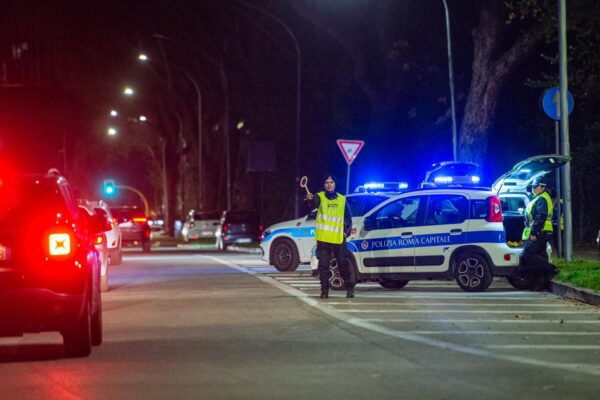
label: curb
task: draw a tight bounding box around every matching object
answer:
[549,280,600,306]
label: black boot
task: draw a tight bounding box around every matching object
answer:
[346,284,355,298]
[320,288,329,299]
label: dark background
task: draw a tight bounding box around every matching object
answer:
[0,0,598,242]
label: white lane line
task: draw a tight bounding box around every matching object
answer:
[326,302,584,307]
[363,318,600,324]
[408,331,600,335]
[488,345,600,350]
[343,310,598,314]
[203,255,600,377]
[318,294,563,300]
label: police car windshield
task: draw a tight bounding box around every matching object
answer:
[346,195,390,217]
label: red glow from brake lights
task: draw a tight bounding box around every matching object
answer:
[223,224,229,233]
[49,233,71,255]
[486,195,503,223]
[132,217,147,223]
[94,234,105,245]
[504,254,511,261]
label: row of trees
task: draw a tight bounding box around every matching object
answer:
[8,0,597,240]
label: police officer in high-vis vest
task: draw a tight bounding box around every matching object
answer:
[305,174,355,299]
[519,177,559,288]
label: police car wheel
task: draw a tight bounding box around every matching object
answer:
[379,280,409,290]
[272,239,300,272]
[328,258,346,291]
[454,254,493,292]
[507,271,537,290]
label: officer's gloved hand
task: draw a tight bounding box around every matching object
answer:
[305,193,313,201]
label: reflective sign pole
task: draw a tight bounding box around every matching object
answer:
[559,0,573,261]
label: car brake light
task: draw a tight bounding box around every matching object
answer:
[259,224,263,231]
[223,224,229,233]
[486,195,503,223]
[94,233,105,245]
[132,217,147,223]
[49,233,72,256]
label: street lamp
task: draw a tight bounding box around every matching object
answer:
[107,127,117,136]
[123,86,134,96]
[139,115,148,122]
[110,109,118,117]
[441,0,458,162]
[231,0,302,217]
[137,49,204,210]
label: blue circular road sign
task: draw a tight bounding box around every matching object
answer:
[542,87,574,120]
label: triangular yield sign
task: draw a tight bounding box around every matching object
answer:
[336,139,365,165]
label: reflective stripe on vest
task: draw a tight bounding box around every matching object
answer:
[315,192,346,244]
[522,191,554,240]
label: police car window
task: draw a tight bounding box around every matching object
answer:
[425,195,468,225]
[346,196,366,217]
[500,196,527,214]
[360,196,388,216]
[471,200,487,219]
[371,197,422,229]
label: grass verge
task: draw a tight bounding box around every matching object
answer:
[554,258,600,292]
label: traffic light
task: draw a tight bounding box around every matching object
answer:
[103,179,117,196]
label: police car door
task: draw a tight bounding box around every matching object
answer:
[414,194,469,273]
[354,196,424,274]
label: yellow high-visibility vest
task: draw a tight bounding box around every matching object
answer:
[522,191,553,240]
[315,192,346,244]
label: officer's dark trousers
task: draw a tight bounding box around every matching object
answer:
[519,231,556,277]
[316,240,354,291]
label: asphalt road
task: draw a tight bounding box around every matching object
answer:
[1,248,599,400]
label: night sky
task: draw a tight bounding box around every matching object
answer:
[1,0,598,236]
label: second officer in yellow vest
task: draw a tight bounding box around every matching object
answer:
[519,177,559,289]
[305,174,355,299]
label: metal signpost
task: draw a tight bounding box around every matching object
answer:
[336,139,365,194]
[541,87,574,258]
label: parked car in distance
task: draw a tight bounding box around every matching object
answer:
[181,210,220,242]
[89,200,122,265]
[0,168,103,357]
[78,200,112,292]
[215,210,262,250]
[110,206,151,252]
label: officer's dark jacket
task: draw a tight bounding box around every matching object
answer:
[307,191,352,237]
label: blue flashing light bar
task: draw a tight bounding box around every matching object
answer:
[398,182,409,189]
[364,182,384,189]
[471,176,481,184]
[434,176,453,184]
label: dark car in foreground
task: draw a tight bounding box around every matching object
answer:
[0,169,103,357]
[110,206,151,252]
[215,210,262,250]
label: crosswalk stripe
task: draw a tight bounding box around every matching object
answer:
[363,318,600,324]
[325,302,584,308]
[406,331,600,335]
[487,345,600,350]
[342,309,599,314]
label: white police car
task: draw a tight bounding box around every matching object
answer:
[313,154,570,292]
[312,187,519,292]
[260,183,408,271]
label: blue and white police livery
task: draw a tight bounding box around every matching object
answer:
[313,187,523,292]
[260,189,403,271]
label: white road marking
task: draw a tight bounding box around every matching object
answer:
[487,345,600,350]
[407,331,600,335]
[363,318,600,324]
[342,309,598,314]
[326,302,583,307]
[203,255,600,377]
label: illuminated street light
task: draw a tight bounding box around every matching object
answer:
[123,86,134,96]
[236,120,245,130]
[138,53,149,61]
[107,127,117,136]
[139,115,147,122]
[110,109,118,117]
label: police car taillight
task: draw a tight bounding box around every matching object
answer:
[49,233,72,256]
[94,233,105,245]
[486,195,503,223]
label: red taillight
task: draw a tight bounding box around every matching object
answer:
[259,224,263,231]
[486,195,503,223]
[223,224,229,233]
[94,233,105,245]
[49,233,72,256]
[132,217,147,223]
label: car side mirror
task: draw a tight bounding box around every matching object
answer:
[364,215,375,231]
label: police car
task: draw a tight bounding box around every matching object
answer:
[260,182,408,271]
[312,154,570,292]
